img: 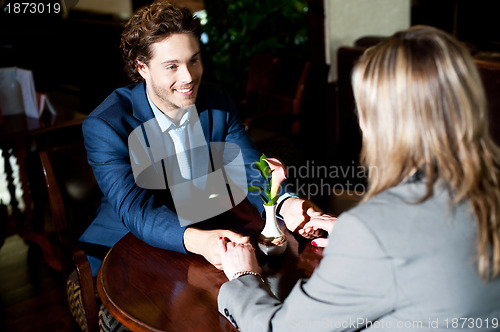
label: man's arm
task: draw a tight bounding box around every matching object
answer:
[220,93,267,214]
[83,116,186,252]
[278,196,323,233]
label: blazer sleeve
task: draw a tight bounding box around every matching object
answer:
[83,115,187,253]
[217,91,267,216]
[219,92,296,216]
[218,213,397,332]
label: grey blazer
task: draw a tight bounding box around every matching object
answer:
[218,181,500,331]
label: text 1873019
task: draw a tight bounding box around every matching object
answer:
[3,2,61,14]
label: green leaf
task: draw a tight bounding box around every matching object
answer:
[254,158,270,180]
[248,185,264,192]
[254,160,263,172]
[260,194,268,204]
[268,196,279,206]
[253,161,264,179]
[262,164,271,179]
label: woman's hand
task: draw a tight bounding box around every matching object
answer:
[218,237,261,280]
[302,214,337,247]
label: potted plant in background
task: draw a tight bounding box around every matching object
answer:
[249,153,288,255]
[201,0,309,101]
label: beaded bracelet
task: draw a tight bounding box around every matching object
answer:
[231,271,264,282]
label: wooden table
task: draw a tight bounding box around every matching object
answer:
[97,204,324,332]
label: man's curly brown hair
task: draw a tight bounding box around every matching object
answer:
[120,1,203,82]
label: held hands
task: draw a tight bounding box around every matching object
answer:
[218,237,261,280]
[302,214,337,247]
[215,214,336,282]
[183,228,249,269]
[279,197,323,238]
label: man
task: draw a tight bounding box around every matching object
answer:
[80,1,320,275]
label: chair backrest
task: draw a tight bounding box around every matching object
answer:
[244,53,311,120]
[39,143,102,239]
[39,142,102,332]
[33,119,86,152]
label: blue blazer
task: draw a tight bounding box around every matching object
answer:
[80,82,265,255]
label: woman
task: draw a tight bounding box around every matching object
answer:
[217,26,500,331]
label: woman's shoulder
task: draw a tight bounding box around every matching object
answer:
[338,181,468,236]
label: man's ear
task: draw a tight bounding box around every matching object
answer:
[135,60,149,80]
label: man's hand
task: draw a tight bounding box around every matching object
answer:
[278,197,323,237]
[183,228,249,269]
[302,214,337,247]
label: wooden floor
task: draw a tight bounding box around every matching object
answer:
[0,234,71,332]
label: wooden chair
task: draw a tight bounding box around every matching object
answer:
[39,142,102,332]
[13,119,87,272]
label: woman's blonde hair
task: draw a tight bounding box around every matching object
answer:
[352,25,500,280]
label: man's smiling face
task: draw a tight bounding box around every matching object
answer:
[137,33,203,115]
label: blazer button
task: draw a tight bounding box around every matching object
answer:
[224,308,229,316]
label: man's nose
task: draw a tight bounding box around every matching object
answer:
[178,65,193,83]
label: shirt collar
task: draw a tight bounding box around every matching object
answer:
[146,88,191,132]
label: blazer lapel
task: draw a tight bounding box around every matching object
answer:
[198,110,211,144]
[195,84,212,144]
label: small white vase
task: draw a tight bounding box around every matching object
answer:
[258,204,287,256]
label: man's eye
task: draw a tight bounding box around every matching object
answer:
[166,65,177,70]
[190,58,200,64]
